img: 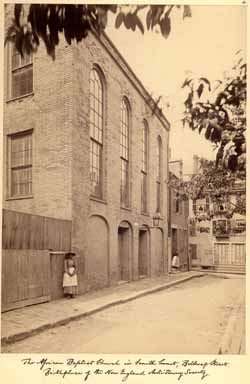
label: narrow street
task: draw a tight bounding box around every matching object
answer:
[2,276,245,354]
[3,274,245,354]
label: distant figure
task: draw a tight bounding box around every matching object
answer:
[171,253,180,272]
[63,252,78,298]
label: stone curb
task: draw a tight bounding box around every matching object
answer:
[1,272,205,346]
[218,290,245,354]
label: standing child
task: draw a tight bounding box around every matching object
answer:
[63,252,78,298]
[171,253,180,273]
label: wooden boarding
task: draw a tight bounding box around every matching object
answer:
[2,209,72,251]
[2,249,51,312]
[50,252,66,300]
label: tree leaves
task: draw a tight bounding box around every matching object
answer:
[115,12,124,28]
[115,11,144,34]
[181,78,193,89]
[170,158,245,217]
[7,4,193,58]
[14,4,22,27]
[197,83,204,98]
[134,14,144,34]
[199,77,211,91]
[182,53,246,174]
[160,14,171,38]
[183,5,192,19]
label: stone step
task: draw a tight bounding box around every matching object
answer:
[213,266,245,275]
[194,264,246,275]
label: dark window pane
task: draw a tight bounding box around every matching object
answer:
[89,69,104,197]
[141,172,147,212]
[11,47,33,98]
[10,132,32,197]
[141,122,148,212]
[156,136,162,212]
[120,158,129,206]
[156,181,161,212]
[120,99,129,206]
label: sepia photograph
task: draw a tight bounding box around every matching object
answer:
[1,2,247,357]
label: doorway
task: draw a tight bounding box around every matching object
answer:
[171,228,178,257]
[118,223,131,282]
[138,227,149,277]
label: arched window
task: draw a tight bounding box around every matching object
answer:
[120,98,130,207]
[141,121,148,212]
[156,136,162,212]
[89,68,104,198]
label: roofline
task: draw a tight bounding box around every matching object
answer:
[91,30,170,132]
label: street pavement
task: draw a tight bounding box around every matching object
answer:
[2,273,245,354]
[1,271,203,346]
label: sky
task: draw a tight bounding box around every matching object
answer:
[106,5,247,174]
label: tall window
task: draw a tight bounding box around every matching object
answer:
[8,131,33,197]
[90,68,104,198]
[120,98,130,207]
[175,192,180,213]
[11,45,33,99]
[141,121,148,212]
[156,136,162,212]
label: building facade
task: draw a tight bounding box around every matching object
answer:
[3,6,170,296]
[168,160,189,271]
[189,157,246,274]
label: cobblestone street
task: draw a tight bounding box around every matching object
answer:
[2,274,245,354]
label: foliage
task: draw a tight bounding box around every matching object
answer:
[5,4,192,59]
[170,158,246,219]
[182,53,246,174]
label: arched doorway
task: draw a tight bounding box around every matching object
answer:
[138,225,150,277]
[118,221,132,282]
[87,215,109,289]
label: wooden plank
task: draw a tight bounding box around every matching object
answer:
[18,250,29,301]
[2,209,72,251]
[2,249,51,310]
[50,252,65,300]
[7,250,19,303]
[1,251,7,307]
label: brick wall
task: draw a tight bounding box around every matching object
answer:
[3,5,171,293]
[3,6,73,219]
[70,34,170,291]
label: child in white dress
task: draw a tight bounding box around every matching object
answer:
[63,252,78,298]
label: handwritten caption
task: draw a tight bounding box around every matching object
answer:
[21,357,230,382]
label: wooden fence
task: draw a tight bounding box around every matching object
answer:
[2,209,72,251]
[2,249,51,312]
[2,250,69,312]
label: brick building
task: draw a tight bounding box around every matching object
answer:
[168,160,189,271]
[3,6,170,296]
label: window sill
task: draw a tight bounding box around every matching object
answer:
[141,211,150,217]
[90,196,107,205]
[6,195,34,201]
[120,206,132,212]
[6,92,34,104]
